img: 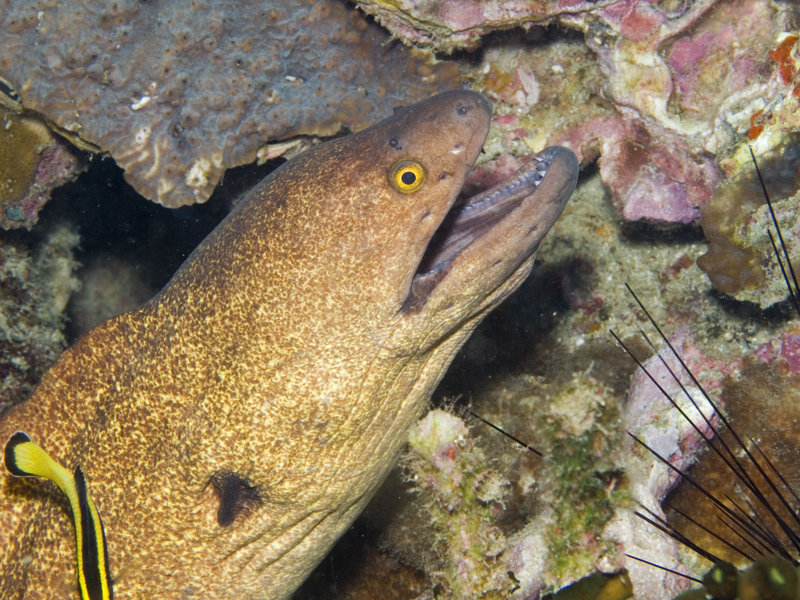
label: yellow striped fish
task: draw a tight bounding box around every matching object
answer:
[4,432,112,600]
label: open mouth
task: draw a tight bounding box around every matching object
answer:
[402,146,573,313]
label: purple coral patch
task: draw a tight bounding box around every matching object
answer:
[557,116,721,224]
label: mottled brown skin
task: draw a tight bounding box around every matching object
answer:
[0,90,577,599]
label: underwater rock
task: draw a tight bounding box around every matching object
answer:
[0,109,82,230]
[365,169,786,599]
[454,1,794,226]
[560,0,793,224]
[567,0,784,141]
[0,222,80,414]
[469,39,608,163]
[581,116,720,224]
[381,365,627,599]
[353,0,612,52]
[616,330,727,597]
[404,410,512,599]
[656,346,800,589]
[0,0,459,208]
[698,141,800,306]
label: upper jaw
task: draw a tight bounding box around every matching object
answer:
[402,146,578,314]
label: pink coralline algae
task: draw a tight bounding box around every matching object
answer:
[562,0,791,223]
[754,328,800,374]
[0,0,459,208]
[556,116,722,223]
[446,0,795,227]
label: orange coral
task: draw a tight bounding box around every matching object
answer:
[768,34,799,89]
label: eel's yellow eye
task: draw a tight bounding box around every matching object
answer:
[388,160,426,193]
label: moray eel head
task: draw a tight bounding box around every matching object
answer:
[0,90,577,599]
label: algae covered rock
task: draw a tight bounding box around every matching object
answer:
[0,108,81,230]
[0,0,460,208]
[697,141,800,307]
[354,0,611,52]
[0,222,80,414]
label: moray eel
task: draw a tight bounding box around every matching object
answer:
[0,90,578,599]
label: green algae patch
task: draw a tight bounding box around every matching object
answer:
[536,374,627,586]
[405,409,515,599]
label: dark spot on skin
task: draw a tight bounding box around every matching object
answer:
[425,113,437,122]
[389,137,402,150]
[452,142,464,152]
[438,172,448,180]
[210,471,262,527]
[456,103,473,116]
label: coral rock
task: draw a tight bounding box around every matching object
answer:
[0,223,80,414]
[559,0,793,223]
[587,116,721,224]
[697,141,800,305]
[354,0,615,52]
[0,0,460,207]
[0,109,82,230]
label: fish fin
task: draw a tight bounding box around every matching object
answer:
[5,431,73,489]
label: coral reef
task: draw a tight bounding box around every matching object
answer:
[453,0,796,229]
[698,140,800,306]
[354,0,613,52]
[403,410,513,599]
[572,117,720,224]
[363,161,800,599]
[0,222,80,414]
[662,354,800,568]
[3,1,800,598]
[0,0,459,207]
[0,108,82,230]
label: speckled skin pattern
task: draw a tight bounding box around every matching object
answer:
[0,0,459,207]
[0,91,577,599]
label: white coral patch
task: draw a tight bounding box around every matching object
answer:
[130,95,152,111]
[156,177,175,200]
[186,158,211,190]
